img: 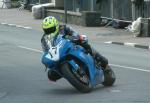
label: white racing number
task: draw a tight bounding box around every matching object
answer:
[45,40,62,61]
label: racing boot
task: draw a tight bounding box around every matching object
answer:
[94,52,108,70]
[47,70,61,82]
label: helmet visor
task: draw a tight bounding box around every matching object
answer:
[43,26,56,34]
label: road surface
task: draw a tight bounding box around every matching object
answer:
[0,25,150,103]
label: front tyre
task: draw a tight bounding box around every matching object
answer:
[102,65,116,86]
[61,63,92,93]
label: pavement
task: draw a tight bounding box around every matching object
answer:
[0,8,150,50]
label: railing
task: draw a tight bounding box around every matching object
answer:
[0,0,11,9]
[135,1,150,18]
[97,0,150,21]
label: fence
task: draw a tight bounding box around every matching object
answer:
[96,0,150,21]
[135,1,150,18]
[97,0,132,20]
[0,0,11,8]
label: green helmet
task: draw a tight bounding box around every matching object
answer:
[42,16,59,38]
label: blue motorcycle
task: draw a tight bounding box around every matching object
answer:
[42,35,116,93]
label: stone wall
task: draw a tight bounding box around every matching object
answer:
[46,9,101,27]
[46,10,82,25]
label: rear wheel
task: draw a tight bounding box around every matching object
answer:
[102,66,116,86]
[61,63,92,93]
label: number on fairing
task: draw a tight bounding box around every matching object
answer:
[50,47,57,57]
[45,46,59,61]
[46,39,63,61]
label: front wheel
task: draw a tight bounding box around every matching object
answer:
[102,65,116,86]
[61,63,92,93]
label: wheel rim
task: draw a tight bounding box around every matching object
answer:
[73,68,89,85]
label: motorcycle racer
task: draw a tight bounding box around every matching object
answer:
[41,16,108,81]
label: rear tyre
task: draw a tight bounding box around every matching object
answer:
[61,63,92,93]
[102,66,116,86]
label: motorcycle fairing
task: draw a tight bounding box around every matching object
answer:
[67,46,104,86]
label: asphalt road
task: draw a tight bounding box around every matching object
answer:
[0,25,150,103]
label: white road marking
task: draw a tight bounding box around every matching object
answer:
[1,22,32,29]
[124,42,137,47]
[1,23,7,25]
[7,24,16,26]
[23,27,32,29]
[110,90,122,93]
[16,25,25,28]
[18,45,150,73]
[110,64,150,73]
[18,46,42,53]
[104,41,112,44]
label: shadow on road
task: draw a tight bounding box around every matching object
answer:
[44,84,117,95]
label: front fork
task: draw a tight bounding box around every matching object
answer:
[68,60,80,72]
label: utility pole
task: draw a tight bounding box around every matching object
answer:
[105,0,114,27]
[90,0,94,11]
[131,1,136,21]
[39,0,41,4]
[111,0,114,19]
[64,0,67,24]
